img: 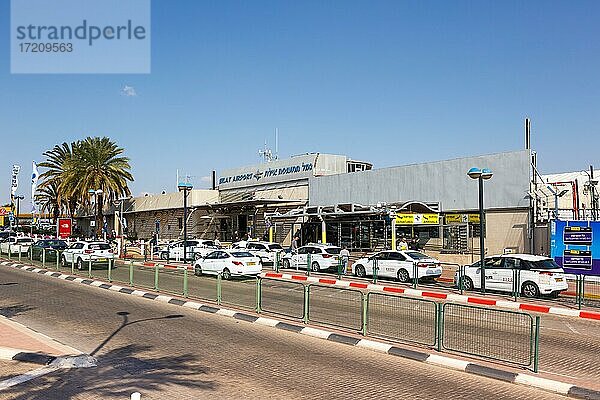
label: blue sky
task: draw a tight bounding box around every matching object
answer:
[1,0,599,207]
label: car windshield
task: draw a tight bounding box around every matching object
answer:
[231,251,254,258]
[89,243,111,250]
[49,240,67,247]
[325,247,341,255]
[405,251,430,260]
[529,259,561,270]
[268,244,283,250]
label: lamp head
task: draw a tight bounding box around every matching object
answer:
[481,168,493,180]
[467,167,482,180]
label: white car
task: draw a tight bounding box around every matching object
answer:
[160,239,219,261]
[241,241,284,265]
[60,241,115,270]
[193,249,261,280]
[282,244,342,272]
[352,250,442,282]
[455,254,568,298]
[0,237,35,255]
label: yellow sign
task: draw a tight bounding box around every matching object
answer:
[445,213,480,224]
[395,213,439,225]
[0,216,3,226]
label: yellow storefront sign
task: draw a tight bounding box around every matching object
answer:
[395,213,439,225]
[445,213,480,224]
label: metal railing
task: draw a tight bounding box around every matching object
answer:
[260,278,305,320]
[307,284,364,332]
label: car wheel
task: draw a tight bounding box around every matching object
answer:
[521,282,540,298]
[397,269,410,283]
[194,265,202,277]
[222,268,232,280]
[355,264,366,278]
[460,276,474,291]
[311,262,320,272]
[76,258,84,270]
[283,259,290,269]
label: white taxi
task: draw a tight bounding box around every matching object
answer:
[239,241,285,265]
[0,237,35,255]
[282,244,341,272]
[60,241,115,270]
[352,250,442,282]
[455,254,568,298]
[193,249,261,280]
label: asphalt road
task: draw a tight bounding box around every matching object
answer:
[0,266,573,400]
[17,256,600,387]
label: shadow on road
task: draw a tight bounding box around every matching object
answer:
[0,311,217,399]
[0,303,34,318]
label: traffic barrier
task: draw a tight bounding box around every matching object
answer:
[187,270,218,302]
[367,292,437,346]
[307,284,363,332]
[582,275,600,308]
[220,275,258,310]
[441,303,537,368]
[259,278,305,320]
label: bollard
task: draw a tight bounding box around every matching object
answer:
[183,266,188,297]
[154,264,159,291]
[131,392,141,400]
[129,260,134,286]
[42,248,46,267]
[88,258,92,278]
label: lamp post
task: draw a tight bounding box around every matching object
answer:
[178,181,193,264]
[581,168,598,221]
[14,195,24,231]
[467,167,493,293]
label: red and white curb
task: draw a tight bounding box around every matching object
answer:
[262,272,600,321]
[2,260,600,399]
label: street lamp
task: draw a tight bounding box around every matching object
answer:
[113,196,131,258]
[467,167,493,293]
[88,189,103,239]
[581,169,598,220]
[178,181,193,264]
[13,195,24,231]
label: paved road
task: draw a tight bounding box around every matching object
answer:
[15,256,600,389]
[0,266,571,400]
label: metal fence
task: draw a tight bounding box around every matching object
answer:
[442,303,536,367]
[307,284,363,332]
[367,292,437,346]
[260,278,305,320]
[220,276,259,310]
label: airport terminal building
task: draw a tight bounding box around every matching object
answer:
[81,148,580,259]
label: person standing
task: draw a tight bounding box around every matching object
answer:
[340,246,350,275]
[398,237,408,251]
[291,235,299,252]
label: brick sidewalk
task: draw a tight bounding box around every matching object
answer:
[0,315,78,357]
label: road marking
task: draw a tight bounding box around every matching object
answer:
[514,373,573,394]
[564,322,580,335]
[0,365,59,390]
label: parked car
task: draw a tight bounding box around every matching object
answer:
[282,243,342,272]
[0,237,35,255]
[60,241,115,270]
[193,249,261,280]
[235,241,284,265]
[352,250,442,282]
[454,254,568,298]
[0,231,17,241]
[160,239,219,261]
[30,239,68,262]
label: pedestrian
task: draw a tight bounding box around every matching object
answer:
[398,237,408,251]
[291,235,299,252]
[340,246,350,275]
[214,233,221,248]
[409,237,418,250]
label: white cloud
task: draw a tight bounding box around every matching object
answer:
[121,85,137,97]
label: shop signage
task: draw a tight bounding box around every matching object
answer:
[395,213,439,225]
[58,218,72,238]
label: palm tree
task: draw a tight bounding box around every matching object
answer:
[35,180,62,224]
[60,137,134,236]
[38,142,79,218]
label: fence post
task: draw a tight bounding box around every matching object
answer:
[88,258,92,278]
[71,257,75,275]
[303,284,309,324]
[458,265,464,294]
[436,303,444,353]
[580,275,585,309]
[18,245,22,263]
[154,264,159,291]
[7,244,11,260]
[108,258,112,282]
[533,316,541,373]
[56,251,60,270]
[256,278,261,313]
[306,254,311,277]
[183,267,188,297]
[275,252,280,273]
[362,293,368,336]
[129,260,134,286]
[42,248,46,267]
[29,246,32,261]
[373,258,378,284]
[413,261,418,289]
[217,273,222,305]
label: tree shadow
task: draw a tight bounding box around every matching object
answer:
[0,312,217,399]
[0,304,35,318]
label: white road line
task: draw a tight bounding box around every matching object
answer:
[564,322,580,335]
[0,365,58,391]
